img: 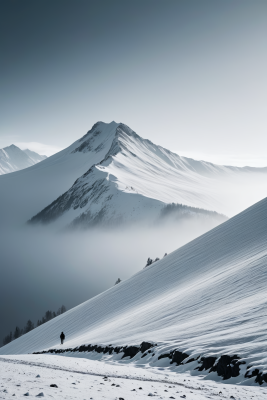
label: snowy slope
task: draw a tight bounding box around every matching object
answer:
[29,122,267,228]
[0,145,46,175]
[2,197,267,383]
[1,355,267,398]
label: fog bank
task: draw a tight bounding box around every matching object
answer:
[0,216,222,345]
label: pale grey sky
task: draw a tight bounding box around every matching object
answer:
[1,0,267,165]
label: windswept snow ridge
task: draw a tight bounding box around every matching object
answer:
[0,145,46,175]
[2,197,267,384]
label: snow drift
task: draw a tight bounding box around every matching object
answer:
[2,196,267,383]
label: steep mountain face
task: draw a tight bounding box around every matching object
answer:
[0,145,46,175]
[29,122,267,228]
[2,197,267,384]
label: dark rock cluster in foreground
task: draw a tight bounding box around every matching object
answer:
[33,341,267,385]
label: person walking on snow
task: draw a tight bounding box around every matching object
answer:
[60,331,65,345]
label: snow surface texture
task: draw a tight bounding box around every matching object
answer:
[2,197,267,384]
[0,355,266,399]
[29,122,267,228]
[0,145,46,175]
[0,121,266,228]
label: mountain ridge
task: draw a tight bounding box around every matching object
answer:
[29,122,228,228]
[0,121,267,228]
[28,121,267,228]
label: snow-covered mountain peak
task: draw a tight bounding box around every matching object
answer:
[1,120,267,228]
[25,120,267,228]
[70,121,143,163]
[71,121,119,155]
[7,144,19,150]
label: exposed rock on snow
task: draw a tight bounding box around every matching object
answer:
[31,342,249,382]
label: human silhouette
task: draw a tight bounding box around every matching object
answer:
[60,331,65,345]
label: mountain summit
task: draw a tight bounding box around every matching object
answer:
[29,122,228,228]
[29,121,267,228]
[0,121,266,228]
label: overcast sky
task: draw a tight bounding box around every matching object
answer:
[1,0,267,165]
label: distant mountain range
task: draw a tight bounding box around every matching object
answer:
[0,144,46,175]
[0,121,266,228]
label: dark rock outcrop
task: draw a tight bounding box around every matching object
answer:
[245,367,267,385]
[198,356,216,371]
[34,342,267,385]
[171,350,190,365]
[140,342,154,353]
[210,355,244,379]
[158,350,189,366]
[122,346,140,359]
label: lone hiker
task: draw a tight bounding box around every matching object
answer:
[60,331,65,345]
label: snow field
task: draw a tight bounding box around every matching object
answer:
[1,355,266,399]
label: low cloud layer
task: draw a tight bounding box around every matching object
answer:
[177,151,267,168]
[0,216,221,345]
